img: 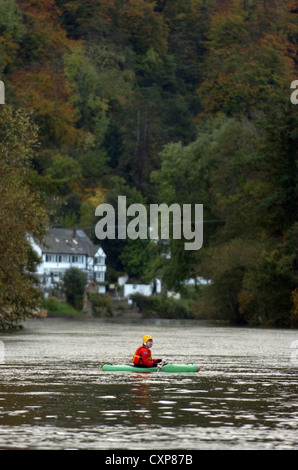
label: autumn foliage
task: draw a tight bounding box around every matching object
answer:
[0,0,297,327]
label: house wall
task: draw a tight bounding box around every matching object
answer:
[42,255,107,284]
[124,284,153,298]
[89,250,107,283]
[43,254,87,270]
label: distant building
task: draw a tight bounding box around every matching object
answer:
[29,228,107,293]
[123,279,162,303]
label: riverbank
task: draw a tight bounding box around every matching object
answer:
[44,296,143,320]
[42,295,297,328]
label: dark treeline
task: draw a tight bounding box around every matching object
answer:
[0,0,297,327]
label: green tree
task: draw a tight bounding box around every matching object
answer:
[0,106,47,329]
[149,118,225,291]
[151,99,297,326]
[0,0,25,74]
[45,153,82,193]
[63,267,87,310]
[198,0,295,116]
[119,238,151,280]
[99,177,150,277]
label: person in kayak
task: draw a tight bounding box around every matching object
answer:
[132,335,168,369]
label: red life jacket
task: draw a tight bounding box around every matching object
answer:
[132,345,158,367]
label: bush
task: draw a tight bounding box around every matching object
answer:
[63,267,87,310]
[130,294,192,319]
[44,296,60,312]
[88,292,113,317]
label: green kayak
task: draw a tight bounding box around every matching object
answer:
[101,363,200,373]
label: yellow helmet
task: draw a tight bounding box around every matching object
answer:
[143,334,153,343]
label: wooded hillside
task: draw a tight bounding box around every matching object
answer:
[1,0,297,327]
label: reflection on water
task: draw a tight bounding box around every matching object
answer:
[0,317,297,449]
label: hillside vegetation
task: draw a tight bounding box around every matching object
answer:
[0,0,297,328]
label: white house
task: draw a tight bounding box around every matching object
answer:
[123,279,162,303]
[29,228,107,293]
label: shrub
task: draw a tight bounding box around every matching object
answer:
[63,267,87,310]
[130,294,192,319]
[44,296,60,312]
[88,292,113,317]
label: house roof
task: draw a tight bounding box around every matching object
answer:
[37,228,104,256]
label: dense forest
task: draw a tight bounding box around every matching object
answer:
[0,0,297,328]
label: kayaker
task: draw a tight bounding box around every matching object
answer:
[132,335,168,369]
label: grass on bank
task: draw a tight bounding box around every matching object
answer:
[43,296,83,316]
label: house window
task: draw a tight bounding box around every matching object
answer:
[95,256,105,265]
[53,272,63,281]
[44,254,85,265]
[45,254,62,263]
[96,271,104,281]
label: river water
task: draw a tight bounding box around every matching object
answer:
[0,317,297,451]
